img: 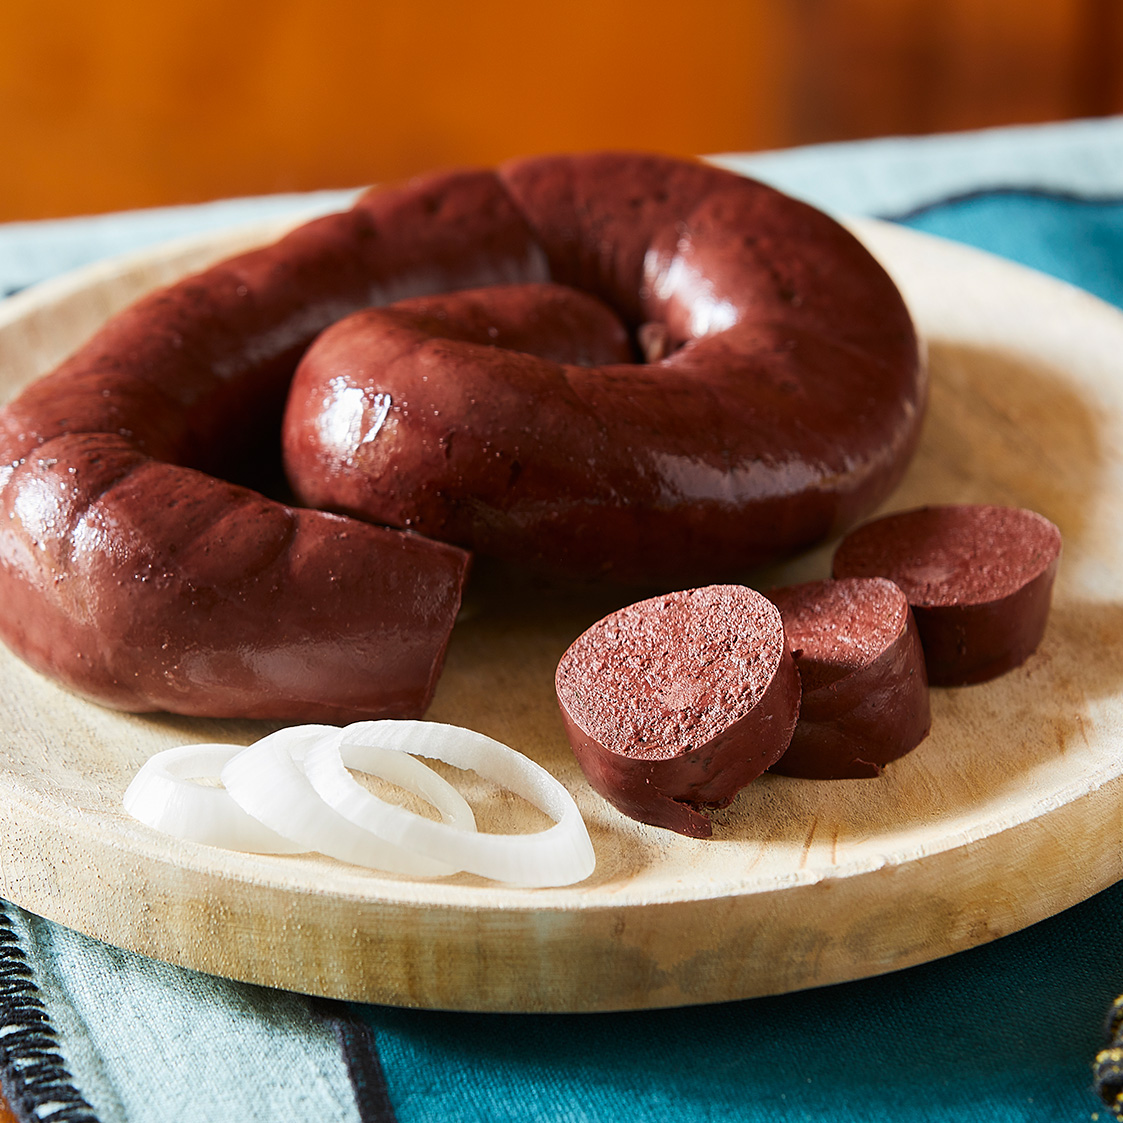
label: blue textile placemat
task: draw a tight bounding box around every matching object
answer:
[1,118,1122,1123]
[895,189,1123,310]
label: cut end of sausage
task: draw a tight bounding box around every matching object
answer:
[0,440,472,723]
[832,505,1062,686]
[555,585,801,836]
[767,577,931,779]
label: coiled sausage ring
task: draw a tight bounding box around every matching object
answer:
[0,153,924,721]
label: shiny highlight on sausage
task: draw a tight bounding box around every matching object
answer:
[0,153,925,719]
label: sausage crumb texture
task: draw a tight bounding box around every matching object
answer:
[555,585,802,838]
[832,505,1062,686]
[766,576,931,779]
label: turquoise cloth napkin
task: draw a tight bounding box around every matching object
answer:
[2,118,1122,1122]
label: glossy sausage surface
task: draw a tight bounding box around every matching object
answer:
[0,153,924,719]
[0,166,549,718]
[285,152,926,585]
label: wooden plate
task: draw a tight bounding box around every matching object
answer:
[0,215,1120,1013]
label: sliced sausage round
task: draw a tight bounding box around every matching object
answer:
[555,584,801,837]
[767,577,931,778]
[831,505,1062,686]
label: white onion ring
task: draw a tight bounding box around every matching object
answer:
[123,741,309,854]
[220,724,476,877]
[302,720,596,887]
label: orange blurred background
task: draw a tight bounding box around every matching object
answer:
[1,0,1122,221]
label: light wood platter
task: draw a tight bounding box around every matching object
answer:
[0,214,1121,1013]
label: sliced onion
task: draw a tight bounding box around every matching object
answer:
[123,741,308,854]
[302,720,596,887]
[220,724,476,877]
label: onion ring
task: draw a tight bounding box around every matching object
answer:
[123,741,308,854]
[302,720,596,887]
[220,724,476,877]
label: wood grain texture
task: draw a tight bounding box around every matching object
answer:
[0,212,1121,1012]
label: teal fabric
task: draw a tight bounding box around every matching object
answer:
[3,905,360,1123]
[716,115,1123,220]
[896,190,1123,311]
[0,189,356,298]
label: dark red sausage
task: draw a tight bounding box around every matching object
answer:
[555,585,801,837]
[283,283,635,544]
[0,437,468,721]
[767,577,930,779]
[0,153,923,719]
[831,505,1062,686]
[0,165,549,719]
[284,152,926,585]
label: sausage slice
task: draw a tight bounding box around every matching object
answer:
[555,585,800,837]
[831,505,1062,686]
[767,577,930,778]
